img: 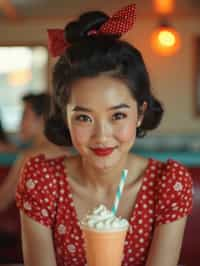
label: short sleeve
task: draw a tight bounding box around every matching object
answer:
[155,160,193,226]
[16,155,58,227]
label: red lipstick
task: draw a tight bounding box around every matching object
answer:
[91,147,114,156]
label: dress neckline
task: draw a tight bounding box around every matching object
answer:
[61,156,154,229]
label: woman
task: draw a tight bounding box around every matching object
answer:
[0,93,69,212]
[16,4,192,266]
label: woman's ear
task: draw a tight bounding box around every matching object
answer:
[137,101,148,128]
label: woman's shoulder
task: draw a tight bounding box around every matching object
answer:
[20,153,79,182]
[16,153,65,227]
[129,154,192,187]
[154,158,191,178]
[22,153,58,168]
[17,153,71,202]
[136,155,191,175]
[151,159,193,225]
[19,153,67,185]
[148,158,193,194]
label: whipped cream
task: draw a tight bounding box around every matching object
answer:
[81,204,129,231]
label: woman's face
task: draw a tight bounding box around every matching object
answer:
[66,75,140,171]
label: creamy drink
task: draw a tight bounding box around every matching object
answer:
[81,205,129,266]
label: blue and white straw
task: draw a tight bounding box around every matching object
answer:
[112,169,128,215]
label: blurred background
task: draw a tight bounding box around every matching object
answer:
[0,0,199,264]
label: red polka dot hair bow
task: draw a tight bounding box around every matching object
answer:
[47,3,136,57]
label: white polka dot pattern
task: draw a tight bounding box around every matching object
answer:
[16,155,193,266]
[100,4,136,35]
[154,160,192,226]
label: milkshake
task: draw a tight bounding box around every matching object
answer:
[81,204,129,266]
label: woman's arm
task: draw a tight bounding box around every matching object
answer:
[146,217,187,266]
[20,211,57,266]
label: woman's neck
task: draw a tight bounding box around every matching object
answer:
[32,132,49,148]
[79,154,129,190]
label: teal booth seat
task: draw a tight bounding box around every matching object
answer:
[133,150,200,167]
[132,134,200,167]
[0,152,18,166]
[0,141,32,166]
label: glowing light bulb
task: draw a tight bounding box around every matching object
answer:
[158,30,176,47]
[151,26,181,56]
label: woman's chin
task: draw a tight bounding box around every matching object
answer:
[86,155,121,172]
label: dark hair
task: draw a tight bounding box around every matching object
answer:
[45,11,164,146]
[22,93,50,118]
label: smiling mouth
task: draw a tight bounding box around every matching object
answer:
[90,147,116,156]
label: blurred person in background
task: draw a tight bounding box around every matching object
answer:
[0,118,16,153]
[0,93,70,212]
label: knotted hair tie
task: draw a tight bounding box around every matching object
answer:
[47,3,136,57]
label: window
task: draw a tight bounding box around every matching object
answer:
[0,46,48,132]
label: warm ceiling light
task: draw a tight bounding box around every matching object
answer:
[153,0,174,15]
[151,25,181,56]
[158,30,176,47]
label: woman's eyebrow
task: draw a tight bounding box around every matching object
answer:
[72,106,92,112]
[108,103,130,110]
[72,103,130,112]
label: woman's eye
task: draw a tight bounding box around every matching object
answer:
[112,112,127,120]
[75,114,92,123]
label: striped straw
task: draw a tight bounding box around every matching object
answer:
[111,169,128,215]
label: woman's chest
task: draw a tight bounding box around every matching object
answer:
[68,178,144,222]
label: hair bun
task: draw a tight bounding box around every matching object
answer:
[64,11,109,43]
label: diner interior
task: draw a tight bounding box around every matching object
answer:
[0,0,200,265]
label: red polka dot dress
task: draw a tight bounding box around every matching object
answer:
[16,155,193,266]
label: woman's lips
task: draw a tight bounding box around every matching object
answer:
[91,147,115,156]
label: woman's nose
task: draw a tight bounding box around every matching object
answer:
[93,120,112,141]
